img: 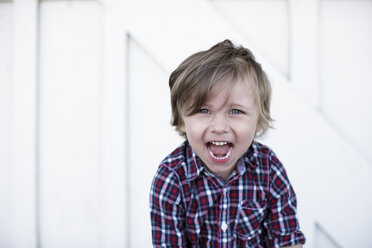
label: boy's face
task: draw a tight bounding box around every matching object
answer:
[180,79,259,180]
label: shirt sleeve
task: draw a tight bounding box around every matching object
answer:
[149,165,186,247]
[263,152,306,247]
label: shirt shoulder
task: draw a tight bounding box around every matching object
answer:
[252,141,283,163]
[251,141,291,187]
[251,141,281,168]
[157,141,190,181]
[254,142,295,199]
[150,142,190,210]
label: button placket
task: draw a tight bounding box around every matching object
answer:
[219,186,229,247]
[221,222,228,231]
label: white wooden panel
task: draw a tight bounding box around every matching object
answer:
[39,2,104,247]
[320,0,372,165]
[0,3,13,248]
[101,11,127,248]
[128,38,183,247]
[211,0,289,77]
[314,223,341,248]
[11,0,38,247]
[127,1,262,74]
[289,0,320,107]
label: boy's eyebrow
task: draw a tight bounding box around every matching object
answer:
[230,103,252,109]
[202,102,253,110]
[231,103,247,108]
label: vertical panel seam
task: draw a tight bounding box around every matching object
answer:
[35,1,41,247]
[124,32,131,248]
[286,0,292,82]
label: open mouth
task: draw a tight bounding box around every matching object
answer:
[207,141,233,161]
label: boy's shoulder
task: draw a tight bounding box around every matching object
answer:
[250,140,279,163]
[160,141,188,167]
[156,141,191,182]
[245,141,289,180]
[251,140,272,155]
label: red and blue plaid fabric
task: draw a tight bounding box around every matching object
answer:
[150,141,305,247]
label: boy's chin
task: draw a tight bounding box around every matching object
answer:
[203,158,238,177]
[205,163,237,180]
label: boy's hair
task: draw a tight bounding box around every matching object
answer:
[169,39,273,138]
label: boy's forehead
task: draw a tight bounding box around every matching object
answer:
[208,77,255,101]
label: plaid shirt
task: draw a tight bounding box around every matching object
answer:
[150,141,305,247]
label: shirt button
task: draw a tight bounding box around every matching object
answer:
[221,222,228,231]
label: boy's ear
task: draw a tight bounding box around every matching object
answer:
[255,123,262,136]
[179,124,185,133]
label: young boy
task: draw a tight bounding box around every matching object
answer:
[149,40,305,247]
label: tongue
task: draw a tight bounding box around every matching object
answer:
[209,144,230,157]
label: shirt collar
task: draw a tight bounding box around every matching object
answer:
[185,141,260,181]
[185,142,206,181]
[233,142,260,176]
[242,141,260,170]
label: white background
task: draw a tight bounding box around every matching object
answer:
[1,0,372,247]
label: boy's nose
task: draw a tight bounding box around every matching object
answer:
[210,114,229,133]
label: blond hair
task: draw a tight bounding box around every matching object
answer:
[169,39,273,138]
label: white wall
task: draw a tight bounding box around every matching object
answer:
[39,2,104,247]
[0,2,13,248]
[1,0,371,247]
[212,0,289,77]
[320,0,372,163]
[6,1,39,247]
[39,1,127,247]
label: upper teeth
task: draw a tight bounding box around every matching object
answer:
[211,141,228,146]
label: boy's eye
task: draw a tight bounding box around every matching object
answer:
[231,109,243,114]
[198,108,210,114]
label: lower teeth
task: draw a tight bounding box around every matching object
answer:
[208,147,232,160]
